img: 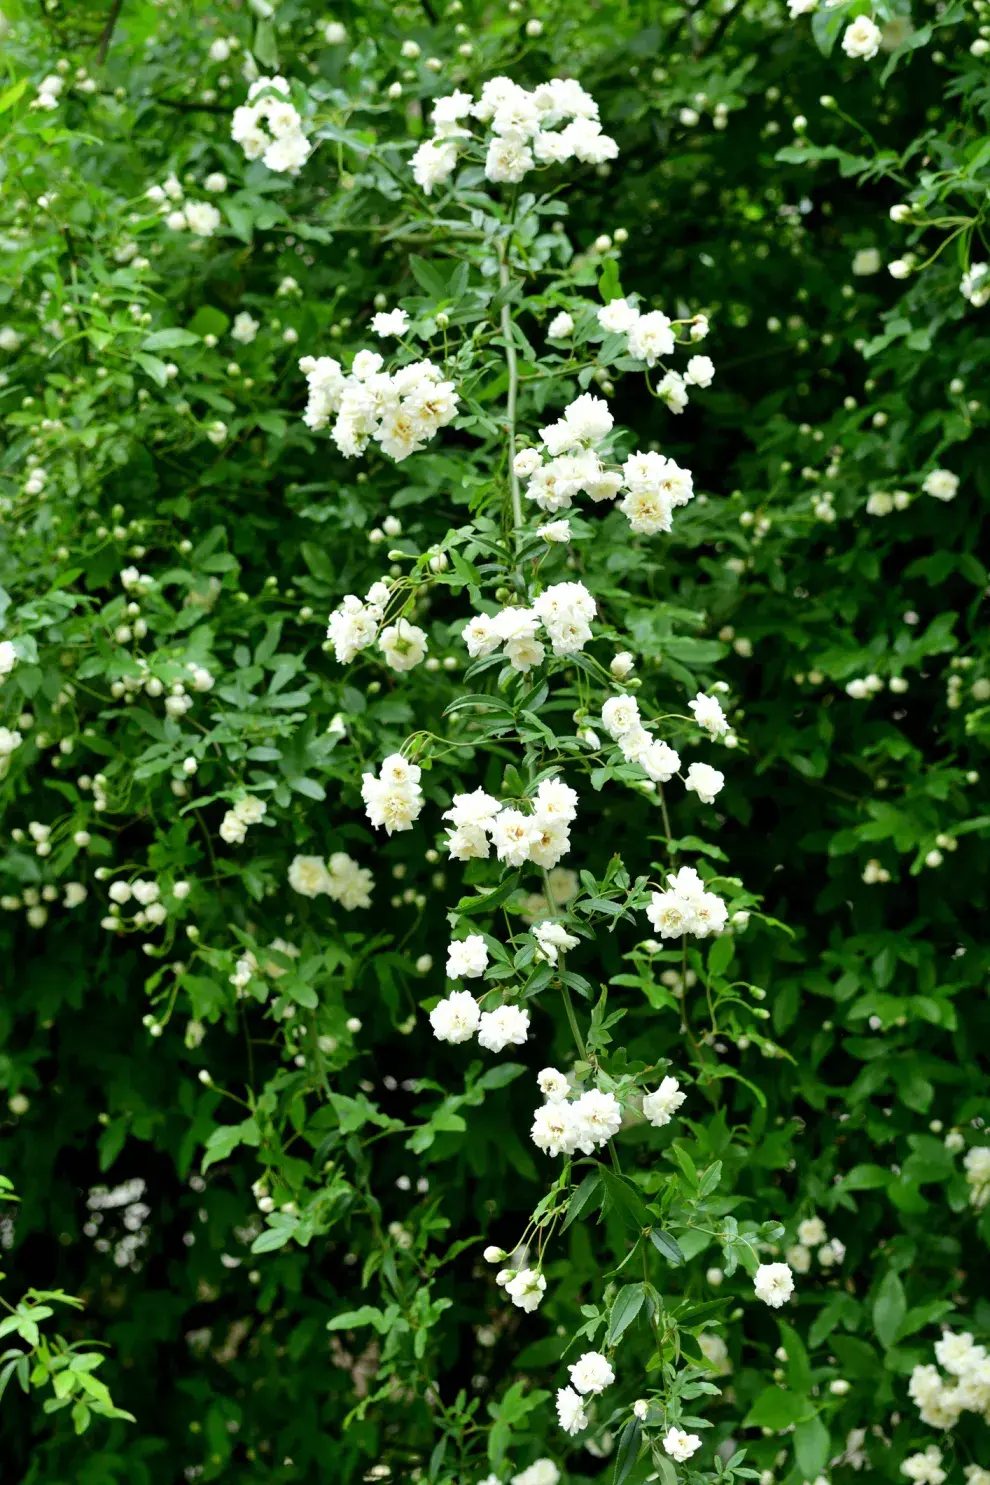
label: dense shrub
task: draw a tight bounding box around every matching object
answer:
[0,2,987,1484]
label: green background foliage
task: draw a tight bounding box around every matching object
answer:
[0,1,987,1483]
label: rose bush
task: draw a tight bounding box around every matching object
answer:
[0,2,987,1484]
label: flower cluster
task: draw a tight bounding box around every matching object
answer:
[964,1145,990,1208]
[442,775,578,868]
[219,795,267,846]
[514,394,696,537]
[596,297,713,406]
[146,172,222,238]
[298,352,459,462]
[647,865,729,940]
[326,583,430,673]
[231,76,312,175]
[361,754,424,835]
[325,581,392,664]
[601,690,728,803]
[411,76,618,195]
[429,988,530,1054]
[462,582,596,672]
[908,1329,990,1430]
[961,262,989,308]
[785,1213,846,1274]
[902,1446,948,1485]
[287,852,374,910]
[530,1069,686,1160]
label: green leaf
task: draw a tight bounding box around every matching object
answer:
[794,1416,830,1478]
[0,78,30,117]
[873,1270,907,1349]
[707,936,734,979]
[649,1229,685,1266]
[562,1171,603,1231]
[742,1387,813,1430]
[611,1416,642,1484]
[327,1306,385,1333]
[607,1283,646,1345]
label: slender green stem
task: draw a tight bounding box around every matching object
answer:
[498,252,524,544]
[542,867,588,1060]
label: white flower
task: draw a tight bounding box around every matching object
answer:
[568,1351,615,1395]
[0,641,18,679]
[511,1463,559,1485]
[689,691,728,737]
[556,1386,588,1436]
[287,855,332,897]
[514,447,542,478]
[327,594,379,663]
[537,1067,570,1103]
[961,262,990,307]
[411,138,458,194]
[602,694,641,739]
[485,136,534,184]
[853,247,882,276]
[533,920,579,965]
[505,1267,545,1311]
[923,469,959,503]
[462,613,502,659]
[685,761,725,805]
[371,308,410,337]
[571,1089,622,1151]
[628,310,675,366]
[639,739,681,783]
[643,1076,686,1127]
[322,853,372,910]
[537,519,571,543]
[902,1447,947,1485]
[231,311,260,344]
[444,788,503,829]
[610,651,635,679]
[533,775,579,825]
[842,15,883,60]
[547,311,574,339]
[478,1004,530,1052]
[429,990,481,1044]
[184,201,222,237]
[361,754,424,834]
[531,1101,577,1157]
[663,1428,702,1461]
[754,1262,794,1308]
[562,393,613,444]
[657,370,688,413]
[446,935,489,979]
[490,809,540,865]
[204,172,227,193]
[597,297,640,334]
[685,354,715,387]
[818,1239,845,1268]
[797,1216,827,1247]
[786,1244,812,1274]
[379,617,428,671]
[323,20,347,44]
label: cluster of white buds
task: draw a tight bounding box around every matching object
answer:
[231,76,312,175]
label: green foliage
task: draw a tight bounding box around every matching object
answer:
[0,1,988,1484]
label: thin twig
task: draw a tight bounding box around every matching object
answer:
[98,0,124,64]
